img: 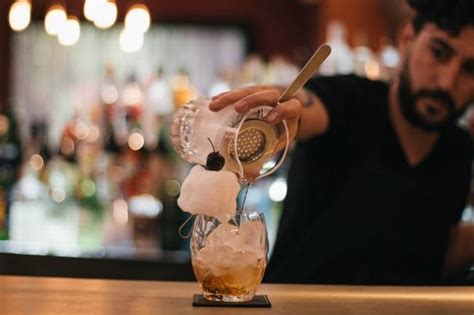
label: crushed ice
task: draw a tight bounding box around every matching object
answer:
[194,220,266,272]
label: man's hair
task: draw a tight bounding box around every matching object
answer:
[408,0,474,36]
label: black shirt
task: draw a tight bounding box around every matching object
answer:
[265,74,472,285]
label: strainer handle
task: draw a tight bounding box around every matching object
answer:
[279,44,331,102]
[255,46,331,179]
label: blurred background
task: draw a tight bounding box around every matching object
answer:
[0,0,472,281]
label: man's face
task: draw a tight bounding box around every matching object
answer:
[398,24,474,131]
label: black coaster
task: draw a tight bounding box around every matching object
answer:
[192,294,271,308]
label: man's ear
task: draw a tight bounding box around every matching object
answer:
[399,23,416,56]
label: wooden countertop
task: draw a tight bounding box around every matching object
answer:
[0,275,472,314]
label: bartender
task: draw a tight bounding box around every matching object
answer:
[210,0,474,284]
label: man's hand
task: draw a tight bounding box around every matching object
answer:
[209,85,301,144]
[210,84,331,142]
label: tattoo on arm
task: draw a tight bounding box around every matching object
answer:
[302,90,316,107]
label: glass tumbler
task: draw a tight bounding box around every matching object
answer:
[190,211,268,302]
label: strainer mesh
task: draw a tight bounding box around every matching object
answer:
[232,128,266,163]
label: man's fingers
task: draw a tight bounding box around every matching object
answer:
[209,85,271,111]
[209,86,301,148]
[267,100,301,152]
[234,89,280,112]
[265,99,301,124]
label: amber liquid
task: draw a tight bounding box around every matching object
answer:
[193,257,266,302]
[192,185,266,302]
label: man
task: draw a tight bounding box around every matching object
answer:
[209,0,474,285]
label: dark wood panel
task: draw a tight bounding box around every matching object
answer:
[0,252,195,281]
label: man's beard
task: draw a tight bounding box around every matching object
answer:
[397,64,465,132]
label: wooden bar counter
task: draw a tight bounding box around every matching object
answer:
[0,275,472,314]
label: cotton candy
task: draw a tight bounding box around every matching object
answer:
[178,165,240,222]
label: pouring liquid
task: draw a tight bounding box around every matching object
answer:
[232,183,251,226]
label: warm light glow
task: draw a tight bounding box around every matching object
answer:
[93,1,117,29]
[268,178,287,202]
[101,84,119,104]
[84,0,106,22]
[164,180,181,197]
[113,199,128,225]
[74,121,90,140]
[58,17,81,46]
[128,195,163,217]
[125,4,151,34]
[119,28,144,53]
[365,59,380,80]
[87,126,100,143]
[51,187,66,203]
[80,179,96,197]
[128,132,145,151]
[30,154,45,170]
[171,75,190,91]
[61,137,75,156]
[9,0,31,32]
[0,115,10,136]
[44,5,67,36]
[122,83,143,105]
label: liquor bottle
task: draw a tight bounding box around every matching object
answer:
[0,108,22,240]
[101,64,126,153]
[0,188,7,240]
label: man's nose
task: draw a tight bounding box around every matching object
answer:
[438,61,460,91]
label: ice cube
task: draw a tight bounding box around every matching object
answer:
[177,165,240,222]
[195,245,236,276]
[235,220,266,258]
[206,222,239,249]
[227,250,262,288]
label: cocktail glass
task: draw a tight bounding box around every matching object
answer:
[190,211,268,302]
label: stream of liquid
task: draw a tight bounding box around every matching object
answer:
[240,184,251,211]
[233,183,251,225]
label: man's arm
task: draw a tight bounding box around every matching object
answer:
[294,88,330,141]
[443,223,474,277]
[209,85,331,143]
